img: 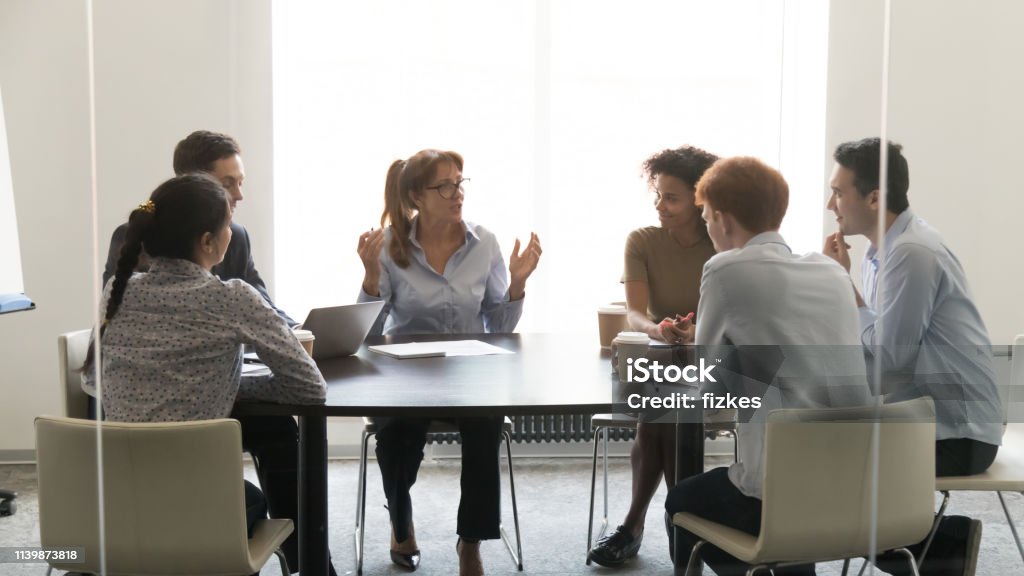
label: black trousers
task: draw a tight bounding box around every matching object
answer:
[374,416,504,543]
[665,467,816,576]
[236,414,338,576]
[875,438,999,576]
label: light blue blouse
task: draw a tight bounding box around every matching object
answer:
[358,218,524,336]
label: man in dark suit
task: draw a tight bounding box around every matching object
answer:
[100,130,328,574]
[102,130,295,325]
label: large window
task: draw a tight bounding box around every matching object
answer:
[272,0,828,332]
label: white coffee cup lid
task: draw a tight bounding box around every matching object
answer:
[293,329,315,340]
[597,304,626,314]
[613,331,649,345]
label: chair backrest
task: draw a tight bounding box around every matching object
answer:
[35,416,253,575]
[755,397,936,562]
[57,329,92,419]
[1008,334,1024,424]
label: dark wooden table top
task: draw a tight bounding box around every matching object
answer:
[234,333,625,417]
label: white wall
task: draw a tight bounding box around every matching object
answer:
[0,0,95,455]
[825,0,1024,344]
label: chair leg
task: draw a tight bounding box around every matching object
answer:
[602,426,610,533]
[896,547,922,576]
[498,430,524,570]
[586,425,604,564]
[684,540,705,576]
[274,547,291,575]
[917,490,951,568]
[355,430,373,575]
[997,491,1024,566]
[841,557,851,576]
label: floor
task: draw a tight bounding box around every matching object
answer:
[1,455,1022,575]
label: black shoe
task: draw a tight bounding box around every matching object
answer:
[588,525,642,568]
[912,516,982,576]
[390,548,421,571]
[935,516,981,576]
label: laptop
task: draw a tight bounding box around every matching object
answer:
[301,301,385,360]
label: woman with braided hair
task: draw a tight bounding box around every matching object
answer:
[81,173,331,575]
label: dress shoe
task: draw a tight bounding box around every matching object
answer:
[588,524,642,568]
[389,548,421,571]
[934,516,981,576]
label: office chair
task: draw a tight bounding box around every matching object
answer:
[355,417,523,574]
[35,416,292,575]
[674,398,936,576]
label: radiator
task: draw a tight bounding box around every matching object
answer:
[426,414,637,444]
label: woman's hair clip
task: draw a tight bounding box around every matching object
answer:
[137,199,156,214]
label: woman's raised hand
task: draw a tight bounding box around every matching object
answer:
[358,228,386,296]
[508,232,542,300]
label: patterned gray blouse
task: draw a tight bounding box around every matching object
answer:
[83,257,325,422]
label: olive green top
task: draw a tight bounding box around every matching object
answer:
[621,226,715,322]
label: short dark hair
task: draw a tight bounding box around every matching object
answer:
[833,137,910,214]
[695,157,789,234]
[172,130,241,175]
[642,146,720,189]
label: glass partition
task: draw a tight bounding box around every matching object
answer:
[4,0,1022,574]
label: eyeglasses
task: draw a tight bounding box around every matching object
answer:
[425,178,470,199]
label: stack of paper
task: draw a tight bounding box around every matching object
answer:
[368,340,515,359]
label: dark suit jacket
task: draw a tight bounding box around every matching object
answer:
[102,221,297,326]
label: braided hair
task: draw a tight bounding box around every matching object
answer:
[83,174,230,371]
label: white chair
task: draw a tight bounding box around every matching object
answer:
[585,410,738,562]
[673,397,937,576]
[57,329,93,419]
[35,416,292,576]
[354,417,522,574]
[919,335,1024,569]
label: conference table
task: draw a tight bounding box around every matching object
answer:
[234,333,704,575]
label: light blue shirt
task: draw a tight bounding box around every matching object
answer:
[358,218,524,335]
[860,210,1003,445]
[696,232,870,498]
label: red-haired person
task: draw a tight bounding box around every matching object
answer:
[665,157,869,576]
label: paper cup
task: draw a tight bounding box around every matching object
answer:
[611,331,650,381]
[293,329,315,357]
[597,304,628,349]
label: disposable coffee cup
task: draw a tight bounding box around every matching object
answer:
[293,329,315,357]
[611,331,650,382]
[597,304,628,349]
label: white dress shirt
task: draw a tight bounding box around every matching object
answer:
[696,232,870,498]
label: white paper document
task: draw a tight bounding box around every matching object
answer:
[368,339,515,359]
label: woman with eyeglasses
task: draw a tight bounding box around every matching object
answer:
[356,149,542,575]
[588,146,719,569]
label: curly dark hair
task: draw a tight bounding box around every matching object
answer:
[642,146,720,189]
